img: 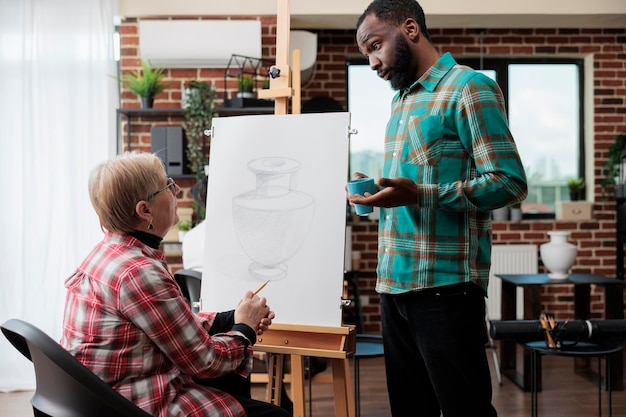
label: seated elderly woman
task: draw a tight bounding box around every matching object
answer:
[61,152,290,417]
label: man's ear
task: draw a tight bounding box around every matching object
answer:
[404,18,420,41]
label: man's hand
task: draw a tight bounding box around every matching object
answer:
[348,177,418,208]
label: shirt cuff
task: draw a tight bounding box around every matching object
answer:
[232,323,257,345]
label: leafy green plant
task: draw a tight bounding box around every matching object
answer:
[602,133,626,198]
[181,80,218,179]
[176,220,192,231]
[121,60,169,98]
[567,177,585,201]
[237,75,255,93]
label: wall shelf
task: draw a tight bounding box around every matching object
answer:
[116,106,275,153]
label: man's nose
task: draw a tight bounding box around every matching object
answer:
[368,55,381,71]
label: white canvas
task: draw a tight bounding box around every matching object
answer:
[201,112,351,327]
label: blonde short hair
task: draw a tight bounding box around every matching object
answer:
[89,152,165,234]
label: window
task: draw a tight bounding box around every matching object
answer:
[462,58,584,216]
[346,57,584,218]
[346,59,392,181]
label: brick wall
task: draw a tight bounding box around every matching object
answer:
[119,18,626,333]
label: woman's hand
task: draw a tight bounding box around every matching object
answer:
[256,310,275,335]
[234,292,274,335]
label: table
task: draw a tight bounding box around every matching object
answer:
[496,273,624,392]
[526,341,623,417]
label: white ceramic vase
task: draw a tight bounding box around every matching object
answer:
[540,231,577,280]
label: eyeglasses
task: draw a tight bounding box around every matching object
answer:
[149,177,180,199]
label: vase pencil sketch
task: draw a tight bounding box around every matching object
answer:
[232,157,315,281]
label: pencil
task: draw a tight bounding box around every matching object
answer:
[253,280,270,296]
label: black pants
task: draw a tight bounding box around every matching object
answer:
[381,283,498,417]
[195,374,291,417]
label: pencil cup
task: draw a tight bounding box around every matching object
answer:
[347,178,375,216]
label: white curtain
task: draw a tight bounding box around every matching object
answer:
[0,0,118,391]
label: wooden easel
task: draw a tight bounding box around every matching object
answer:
[254,2,356,416]
[255,324,356,417]
[256,0,300,115]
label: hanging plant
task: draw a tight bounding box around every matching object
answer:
[181,80,218,179]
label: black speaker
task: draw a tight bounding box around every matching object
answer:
[150,126,187,176]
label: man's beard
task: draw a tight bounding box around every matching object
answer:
[389,34,414,91]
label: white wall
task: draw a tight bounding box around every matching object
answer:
[119,0,626,29]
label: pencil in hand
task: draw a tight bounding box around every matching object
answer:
[253,280,270,296]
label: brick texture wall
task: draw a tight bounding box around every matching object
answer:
[119,18,626,333]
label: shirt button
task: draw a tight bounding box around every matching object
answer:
[392,152,397,157]
[399,120,404,125]
[385,248,390,253]
[386,215,391,220]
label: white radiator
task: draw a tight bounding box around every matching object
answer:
[487,244,538,320]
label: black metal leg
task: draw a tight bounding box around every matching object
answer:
[354,357,361,417]
[599,355,602,417]
[531,350,538,417]
[606,355,613,417]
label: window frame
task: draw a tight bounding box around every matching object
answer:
[346,56,586,219]
[457,57,586,219]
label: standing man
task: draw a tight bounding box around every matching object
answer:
[351,1,527,416]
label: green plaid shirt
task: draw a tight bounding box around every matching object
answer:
[376,53,527,294]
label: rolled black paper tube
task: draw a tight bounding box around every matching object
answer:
[489,320,545,341]
[591,319,626,338]
[489,320,626,341]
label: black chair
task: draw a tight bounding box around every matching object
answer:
[1,318,151,417]
[173,268,202,314]
[353,334,384,417]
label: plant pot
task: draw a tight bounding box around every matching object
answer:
[492,206,509,221]
[510,207,523,221]
[141,97,154,108]
[540,231,577,280]
[236,92,255,99]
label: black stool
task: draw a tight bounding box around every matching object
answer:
[525,340,623,417]
[353,334,384,417]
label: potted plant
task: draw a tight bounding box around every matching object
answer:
[181,80,218,179]
[176,220,192,241]
[567,177,585,201]
[602,133,626,199]
[121,60,169,108]
[236,75,255,98]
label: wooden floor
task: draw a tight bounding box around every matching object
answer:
[2,346,625,417]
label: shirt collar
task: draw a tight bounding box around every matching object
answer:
[403,52,457,94]
[105,231,165,261]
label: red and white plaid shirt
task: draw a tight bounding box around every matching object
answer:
[61,231,253,417]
